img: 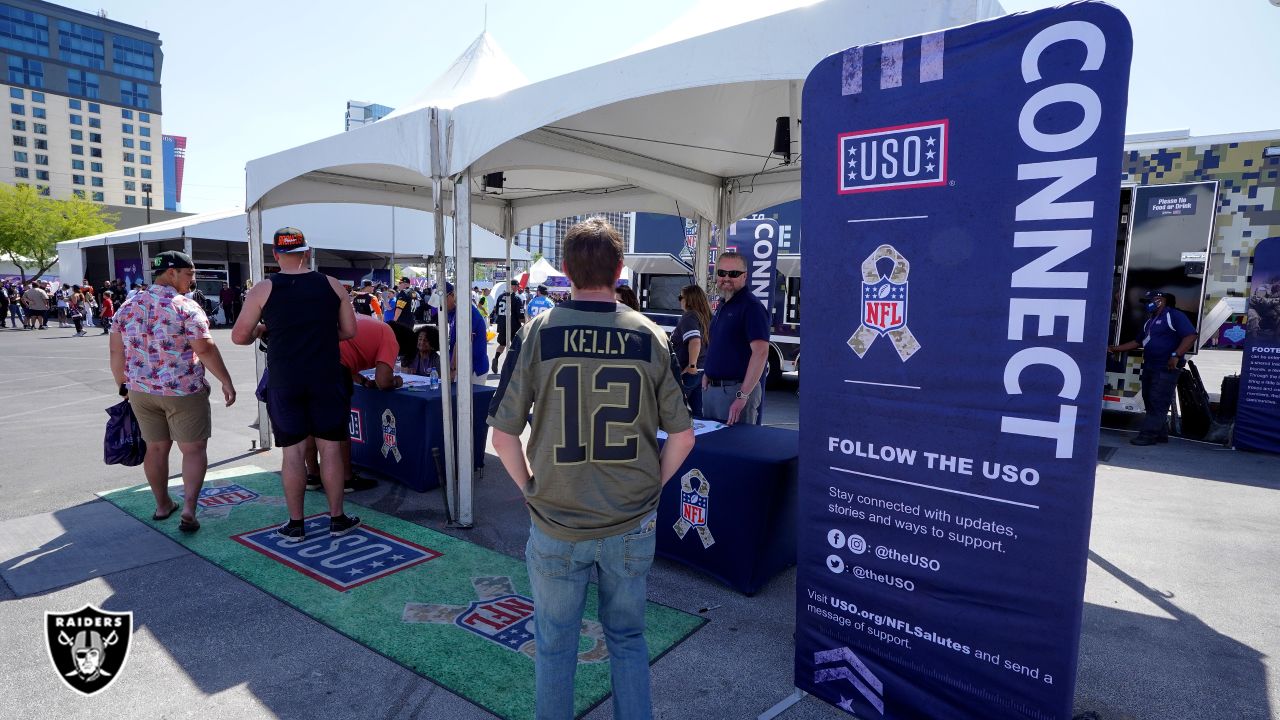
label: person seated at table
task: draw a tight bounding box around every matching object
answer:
[402,326,442,377]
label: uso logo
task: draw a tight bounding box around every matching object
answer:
[838,119,947,194]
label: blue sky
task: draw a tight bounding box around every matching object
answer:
[81,0,1280,212]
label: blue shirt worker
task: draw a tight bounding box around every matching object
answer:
[702,251,771,425]
[1108,290,1198,446]
[526,285,555,319]
[446,282,491,383]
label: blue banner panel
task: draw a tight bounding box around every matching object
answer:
[727,218,781,324]
[796,5,1131,719]
[1235,237,1280,453]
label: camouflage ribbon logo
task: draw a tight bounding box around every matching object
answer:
[849,244,921,361]
[380,409,402,462]
[673,469,714,549]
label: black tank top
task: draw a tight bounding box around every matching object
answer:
[262,271,341,388]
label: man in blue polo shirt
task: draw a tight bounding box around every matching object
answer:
[445,282,491,384]
[1108,290,1198,446]
[702,251,771,425]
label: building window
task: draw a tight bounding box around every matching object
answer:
[72,174,85,185]
[6,56,43,88]
[121,123,133,134]
[9,119,23,130]
[13,166,27,178]
[32,122,43,134]
[68,98,81,110]
[0,6,51,57]
[89,132,101,143]
[34,153,46,165]
[11,150,26,162]
[123,166,135,177]
[139,112,150,123]
[140,155,151,165]
[88,102,99,113]
[91,191,103,202]
[91,176,102,187]
[8,87,19,98]
[121,108,132,120]
[71,159,84,169]
[72,189,84,199]
[120,81,150,109]
[139,126,150,137]
[31,91,42,102]
[70,129,82,140]
[11,134,25,146]
[9,102,22,115]
[122,137,133,148]
[89,147,101,158]
[56,20,105,69]
[123,180,135,191]
[112,35,156,80]
[69,114,82,125]
[31,106,44,118]
[90,161,101,172]
[122,152,134,163]
[71,144,83,155]
[35,169,47,180]
[66,69,100,99]
[139,140,150,151]
[33,138,45,150]
[124,195,136,205]
[140,168,152,179]
[88,117,100,128]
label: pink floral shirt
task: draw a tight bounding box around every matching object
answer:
[112,285,212,396]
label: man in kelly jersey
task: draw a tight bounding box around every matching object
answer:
[488,218,695,719]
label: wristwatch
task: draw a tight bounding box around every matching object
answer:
[735,390,749,400]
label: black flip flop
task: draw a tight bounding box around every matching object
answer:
[178,515,200,533]
[152,503,179,521]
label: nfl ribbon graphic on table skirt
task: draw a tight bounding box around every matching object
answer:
[673,469,715,549]
[849,244,921,361]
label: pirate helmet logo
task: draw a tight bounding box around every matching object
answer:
[45,605,133,695]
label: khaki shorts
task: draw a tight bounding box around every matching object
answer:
[129,387,212,443]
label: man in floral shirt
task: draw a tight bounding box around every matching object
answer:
[109,250,237,533]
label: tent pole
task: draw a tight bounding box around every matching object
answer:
[106,244,115,282]
[714,179,731,272]
[695,216,711,291]
[502,202,514,373]
[247,205,272,449]
[453,168,475,528]
[430,108,459,515]
[390,206,397,280]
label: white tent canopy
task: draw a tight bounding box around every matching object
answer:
[524,257,567,285]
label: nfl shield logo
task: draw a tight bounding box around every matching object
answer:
[681,490,708,528]
[455,594,537,652]
[862,277,907,334]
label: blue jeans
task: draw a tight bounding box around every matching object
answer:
[1140,364,1181,437]
[526,514,657,720]
[681,370,703,418]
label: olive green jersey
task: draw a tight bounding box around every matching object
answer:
[487,300,693,541]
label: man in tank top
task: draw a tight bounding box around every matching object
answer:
[233,227,360,541]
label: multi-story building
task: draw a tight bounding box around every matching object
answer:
[345,100,393,131]
[514,212,634,268]
[0,0,163,210]
[161,133,184,211]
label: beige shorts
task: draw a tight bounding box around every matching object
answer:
[129,387,212,443]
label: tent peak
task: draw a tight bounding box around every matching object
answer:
[389,31,529,115]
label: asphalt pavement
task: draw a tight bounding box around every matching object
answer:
[0,324,1275,720]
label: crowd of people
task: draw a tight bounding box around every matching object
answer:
[1,277,132,335]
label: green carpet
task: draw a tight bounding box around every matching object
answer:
[99,466,705,719]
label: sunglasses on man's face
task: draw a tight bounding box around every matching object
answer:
[716,269,745,278]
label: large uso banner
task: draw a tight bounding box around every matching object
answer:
[1235,237,1280,453]
[726,218,781,323]
[796,4,1131,719]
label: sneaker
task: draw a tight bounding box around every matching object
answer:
[329,514,361,537]
[305,474,323,491]
[1129,435,1158,446]
[344,474,377,493]
[277,521,306,543]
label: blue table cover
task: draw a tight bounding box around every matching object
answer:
[656,424,799,594]
[349,384,496,492]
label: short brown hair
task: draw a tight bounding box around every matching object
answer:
[717,251,747,269]
[562,217,623,291]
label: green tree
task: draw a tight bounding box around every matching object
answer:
[0,186,117,280]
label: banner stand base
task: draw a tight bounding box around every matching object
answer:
[758,688,808,720]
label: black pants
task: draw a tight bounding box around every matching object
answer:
[71,314,82,334]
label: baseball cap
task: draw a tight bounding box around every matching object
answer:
[362,279,373,287]
[445,282,455,295]
[272,227,308,254]
[151,250,194,273]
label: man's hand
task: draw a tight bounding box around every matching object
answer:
[222,384,237,407]
[1166,356,1180,371]
[726,397,748,425]
[682,366,698,376]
